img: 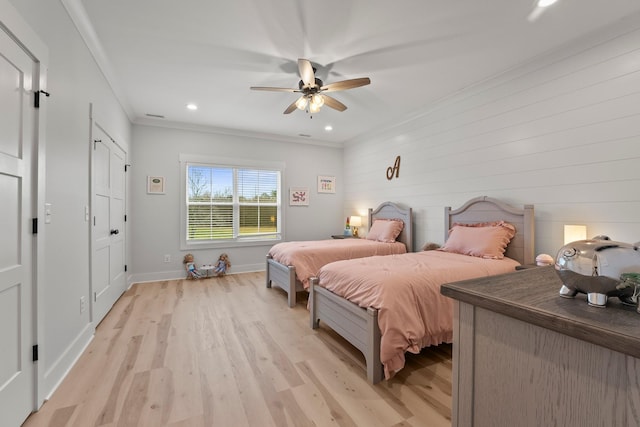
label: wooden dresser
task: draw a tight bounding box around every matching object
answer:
[441,266,640,427]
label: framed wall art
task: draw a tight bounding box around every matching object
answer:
[147,176,166,194]
[317,175,336,193]
[289,187,309,206]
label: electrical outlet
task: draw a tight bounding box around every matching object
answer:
[164,254,171,263]
[80,296,86,313]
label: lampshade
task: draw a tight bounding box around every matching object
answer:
[349,216,362,227]
[311,94,324,108]
[309,102,321,113]
[564,224,587,244]
[295,96,308,110]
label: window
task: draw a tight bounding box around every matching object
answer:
[181,156,282,248]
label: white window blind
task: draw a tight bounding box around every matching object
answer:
[186,163,281,243]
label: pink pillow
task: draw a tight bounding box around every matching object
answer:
[366,219,404,243]
[439,221,516,259]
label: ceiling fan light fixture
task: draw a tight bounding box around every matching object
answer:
[295,96,308,110]
[311,94,324,108]
[250,58,370,115]
[309,102,321,114]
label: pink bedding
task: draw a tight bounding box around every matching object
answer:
[316,250,520,379]
[268,239,407,289]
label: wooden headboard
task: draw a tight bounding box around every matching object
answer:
[444,196,535,265]
[368,202,414,252]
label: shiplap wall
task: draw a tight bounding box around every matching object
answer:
[344,15,640,257]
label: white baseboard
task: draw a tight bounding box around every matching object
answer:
[41,322,94,403]
[129,263,265,285]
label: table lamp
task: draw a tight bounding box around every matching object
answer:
[564,224,587,244]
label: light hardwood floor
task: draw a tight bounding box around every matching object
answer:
[22,272,452,427]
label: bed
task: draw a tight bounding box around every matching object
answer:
[309,196,535,383]
[266,201,413,307]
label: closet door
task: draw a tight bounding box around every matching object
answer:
[91,124,126,324]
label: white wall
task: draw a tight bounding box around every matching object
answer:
[344,14,640,258]
[130,124,343,283]
[8,0,132,401]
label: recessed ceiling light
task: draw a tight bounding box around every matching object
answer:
[324,125,333,131]
[186,103,198,111]
[537,0,558,7]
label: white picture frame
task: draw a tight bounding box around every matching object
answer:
[147,176,165,194]
[317,175,336,193]
[289,187,309,206]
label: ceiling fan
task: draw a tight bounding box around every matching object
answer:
[250,58,371,114]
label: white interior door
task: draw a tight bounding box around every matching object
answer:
[91,125,126,324]
[0,24,36,426]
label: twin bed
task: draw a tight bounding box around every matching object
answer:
[309,196,535,383]
[266,201,413,307]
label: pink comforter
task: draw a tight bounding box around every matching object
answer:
[268,239,407,289]
[317,250,520,379]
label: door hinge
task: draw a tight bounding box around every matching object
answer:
[32,218,38,234]
[32,345,38,362]
[125,164,131,172]
[124,214,127,222]
[34,90,50,109]
[124,265,128,272]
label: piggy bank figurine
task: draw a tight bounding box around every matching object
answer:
[555,236,640,308]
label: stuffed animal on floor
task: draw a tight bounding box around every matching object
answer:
[213,253,231,276]
[183,253,202,279]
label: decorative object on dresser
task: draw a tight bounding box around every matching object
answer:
[535,253,554,266]
[556,235,640,308]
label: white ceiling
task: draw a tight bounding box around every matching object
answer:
[69,0,640,145]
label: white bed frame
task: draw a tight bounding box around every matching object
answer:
[266,201,414,308]
[309,196,535,383]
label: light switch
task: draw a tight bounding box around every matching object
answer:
[45,203,52,224]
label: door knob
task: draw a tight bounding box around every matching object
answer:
[110,229,119,235]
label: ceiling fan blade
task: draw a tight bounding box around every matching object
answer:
[298,58,315,87]
[321,77,371,93]
[250,86,298,92]
[322,95,347,112]
[283,100,299,114]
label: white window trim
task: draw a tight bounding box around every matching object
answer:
[179,153,285,250]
